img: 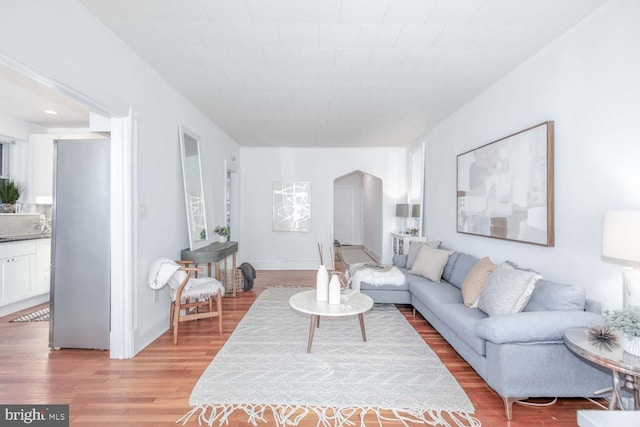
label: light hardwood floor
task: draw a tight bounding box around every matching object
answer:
[0,267,604,426]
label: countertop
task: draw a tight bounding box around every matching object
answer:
[0,233,51,243]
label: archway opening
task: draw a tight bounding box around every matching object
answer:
[333,170,383,263]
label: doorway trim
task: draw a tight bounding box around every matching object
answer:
[0,54,135,359]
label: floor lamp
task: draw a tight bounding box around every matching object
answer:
[602,210,640,308]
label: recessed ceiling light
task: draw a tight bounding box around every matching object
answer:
[44,110,57,115]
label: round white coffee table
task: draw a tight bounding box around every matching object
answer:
[289,289,374,353]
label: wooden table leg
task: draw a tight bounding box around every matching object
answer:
[307,315,317,353]
[232,252,237,297]
[358,313,367,342]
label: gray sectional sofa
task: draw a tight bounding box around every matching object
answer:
[359,249,611,420]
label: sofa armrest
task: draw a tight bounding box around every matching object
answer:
[476,311,605,344]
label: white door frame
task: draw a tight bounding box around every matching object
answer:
[109,112,135,359]
[0,55,135,359]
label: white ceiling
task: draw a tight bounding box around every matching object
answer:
[79,0,607,147]
[0,64,90,129]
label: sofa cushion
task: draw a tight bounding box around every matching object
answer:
[477,263,541,316]
[448,253,480,289]
[408,275,463,305]
[406,240,441,269]
[430,303,489,356]
[392,254,408,268]
[462,257,496,307]
[408,245,452,282]
[523,279,586,312]
[360,280,410,291]
[476,310,605,344]
[442,252,462,283]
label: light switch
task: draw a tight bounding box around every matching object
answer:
[139,203,147,217]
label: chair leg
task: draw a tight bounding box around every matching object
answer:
[173,300,182,345]
[217,289,223,336]
[170,301,175,329]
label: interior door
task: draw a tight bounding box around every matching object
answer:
[334,187,355,245]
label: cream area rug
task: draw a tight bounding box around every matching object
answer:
[340,246,377,265]
[181,287,479,427]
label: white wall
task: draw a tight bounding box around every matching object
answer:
[361,173,383,260]
[0,0,240,354]
[421,0,640,310]
[239,147,405,269]
[0,114,45,141]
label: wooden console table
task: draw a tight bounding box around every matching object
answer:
[180,241,238,297]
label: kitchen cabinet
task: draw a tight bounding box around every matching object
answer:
[0,238,50,316]
[2,254,35,302]
[35,238,51,294]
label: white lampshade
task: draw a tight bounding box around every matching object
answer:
[35,196,53,205]
[602,210,640,263]
[395,203,409,218]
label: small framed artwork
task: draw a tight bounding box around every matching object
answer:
[456,121,554,246]
[272,181,311,232]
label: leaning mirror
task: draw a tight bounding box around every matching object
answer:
[179,125,208,250]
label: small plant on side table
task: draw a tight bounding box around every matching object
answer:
[605,306,640,356]
[214,225,230,242]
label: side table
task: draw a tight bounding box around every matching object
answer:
[391,232,426,255]
[564,327,640,410]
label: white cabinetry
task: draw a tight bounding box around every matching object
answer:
[2,254,35,302]
[35,238,52,294]
[391,232,427,255]
[0,238,50,317]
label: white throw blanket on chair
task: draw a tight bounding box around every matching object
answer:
[147,257,182,290]
[346,262,406,292]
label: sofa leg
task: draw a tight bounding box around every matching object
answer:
[412,308,416,317]
[503,397,527,420]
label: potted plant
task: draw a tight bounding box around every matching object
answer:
[0,179,25,213]
[214,225,230,243]
[605,306,640,356]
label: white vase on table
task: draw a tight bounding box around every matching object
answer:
[328,274,341,305]
[316,265,329,301]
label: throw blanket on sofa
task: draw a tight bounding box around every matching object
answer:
[347,262,406,292]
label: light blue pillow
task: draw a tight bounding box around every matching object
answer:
[477,263,541,316]
[393,254,407,268]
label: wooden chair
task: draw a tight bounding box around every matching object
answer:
[168,260,224,344]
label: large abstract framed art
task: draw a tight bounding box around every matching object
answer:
[272,181,311,232]
[456,121,554,246]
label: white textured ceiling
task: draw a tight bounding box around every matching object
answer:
[80,0,606,147]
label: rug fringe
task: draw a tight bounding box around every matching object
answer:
[179,404,480,427]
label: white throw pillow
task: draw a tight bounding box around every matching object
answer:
[406,240,441,269]
[477,263,541,316]
[408,245,452,282]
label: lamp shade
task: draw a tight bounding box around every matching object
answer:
[411,204,421,218]
[395,203,409,218]
[602,210,640,262]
